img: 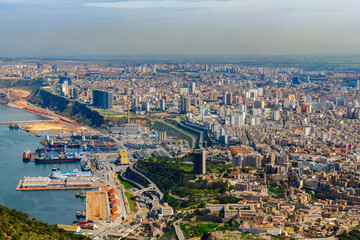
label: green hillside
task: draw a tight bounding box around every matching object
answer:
[0,204,89,240]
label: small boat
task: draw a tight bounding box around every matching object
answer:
[52,167,60,171]
[81,210,86,218]
[75,192,81,197]
[22,149,31,161]
[76,210,82,218]
[80,190,86,198]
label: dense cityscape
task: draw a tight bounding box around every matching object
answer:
[1,58,360,239]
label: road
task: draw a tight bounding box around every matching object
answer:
[160,120,197,149]
[178,120,205,149]
[90,163,133,239]
[173,219,185,240]
[104,163,129,218]
[119,163,164,219]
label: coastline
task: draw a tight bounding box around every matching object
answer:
[1,88,91,136]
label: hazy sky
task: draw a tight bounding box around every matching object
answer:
[0,0,360,57]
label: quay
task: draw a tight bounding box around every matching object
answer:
[16,177,103,191]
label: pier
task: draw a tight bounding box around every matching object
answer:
[16,179,103,191]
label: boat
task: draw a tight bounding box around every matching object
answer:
[80,157,91,171]
[22,149,31,161]
[81,210,86,218]
[75,192,81,197]
[80,190,86,198]
[9,123,19,130]
[34,150,84,163]
[76,210,82,218]
[49,169,92,180]
[52,167,60,171]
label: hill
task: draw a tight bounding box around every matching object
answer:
[0,204,89,240]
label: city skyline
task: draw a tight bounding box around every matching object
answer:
[1,0,360,57]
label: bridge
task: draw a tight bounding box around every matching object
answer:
[0,120,51,125]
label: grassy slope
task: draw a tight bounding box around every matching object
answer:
[0,204,90,240]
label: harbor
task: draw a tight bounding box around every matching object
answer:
[22,133,119,163]
[0,104,87,224]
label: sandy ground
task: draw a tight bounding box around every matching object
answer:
[20,120,88,136]
[86,191,110,221]
[2,87,93,136]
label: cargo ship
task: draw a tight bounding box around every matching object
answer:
[22,149,31,161]
[34,150,84,163]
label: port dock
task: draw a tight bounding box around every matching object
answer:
[16,176,103,191]
[16,181,101,191]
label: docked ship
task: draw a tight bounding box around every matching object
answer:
[80,157,91,171]
[76,210,82,218]
[34,150,84,163]
[22,149,31,161]
[9,123,19,130]
[49,168,92,180]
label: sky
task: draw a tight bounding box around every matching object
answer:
[0,0,360,57]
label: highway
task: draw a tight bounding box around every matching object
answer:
[159,120,197,149]
[103,163,129,219]
[119,163,164,219]
[173,219,185,240]
[177,120,205,149]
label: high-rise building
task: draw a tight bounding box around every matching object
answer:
[272,111,280,121]
[180,95,190,113]
[189,82,196,93]
[254,100,265,109]
[243,154,261,168]
[234,154,243,166]
[70,87,78,99]
[160,99,166,111]
[226,93,233,105]
[132,98,140,111]
[223,92,227,105]
[92,90,113,109]
[60,80,69,96]
[142,101,150,111]
[158,132,167,143]
[179,87,189,95]
[193,149,206,175]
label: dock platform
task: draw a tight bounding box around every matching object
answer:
[16,179,103,191]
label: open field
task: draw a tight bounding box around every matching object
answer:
[86,191,110,221]
[20,120,88,136]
